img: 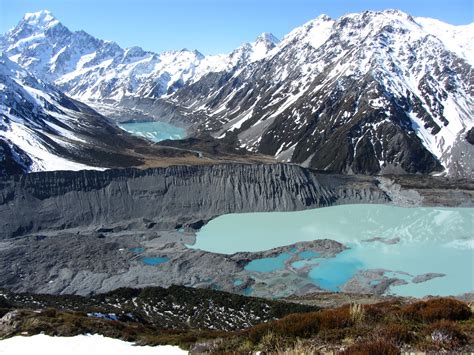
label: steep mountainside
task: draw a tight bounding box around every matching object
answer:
[0,54,224,175]
[0,10,279,104]
[0,54,151,174]
[2,9,472,177]
[167,10,473,177]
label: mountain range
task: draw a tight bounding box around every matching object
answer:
[0,10,280,102]
[0,53,145,175]
[0,9,472,177]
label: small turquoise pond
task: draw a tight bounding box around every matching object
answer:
[307,249,364,291]
[142,257,169,265]
[245,253,292,273]
[234,279,244,286]
[243,287,253,296]
[299,250,319,259]
[129,247,145,254]
[118,121,185,142]
[190,204,474,297]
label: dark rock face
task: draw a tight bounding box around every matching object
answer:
[0,141,31,177]
[0,164,390,239]
[466,127,474,145]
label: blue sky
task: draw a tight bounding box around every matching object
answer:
[1,0,472,54]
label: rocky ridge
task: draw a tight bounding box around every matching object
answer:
[166,10,473,177]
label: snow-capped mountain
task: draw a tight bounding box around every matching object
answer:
[167,10,474,177]
[2,9,472,177]
[0,54,151,175]
[0,10,279,104]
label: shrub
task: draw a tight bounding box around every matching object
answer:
[40,308,57,318]
[400,298,471,322]
[364,301,401,323]
[277,312,321,337]
[246,322,272,344]
[246,311,323,343]
[318,306,352,329]
[343,340,399,355]
[256,331,286,352]
[375,324,413,345]
[246,307,354,344]
[426,320,467,349]
[276,339,320,355]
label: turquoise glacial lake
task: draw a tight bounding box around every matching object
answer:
[191,204,474,297]
[142,257,169,266]
[245,253,292,273]
[118,121,185,142]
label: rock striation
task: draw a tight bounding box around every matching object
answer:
[0,163,391,239]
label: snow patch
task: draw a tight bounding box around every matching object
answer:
[0,334,186,355]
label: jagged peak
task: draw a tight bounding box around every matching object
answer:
[255,32,280,45]
[339,9,416,24]
[123,46,146,59]
[21,9,60,29]
[380,9,412,18]
[191,49,205,59]
[178,48,205,57]
[281,14,335,48]
[303,14,334,27]
[315,14,333,22]
[295,14,335,33]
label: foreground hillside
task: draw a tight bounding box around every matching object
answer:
[0,286,314,332]
[0,287,472,353]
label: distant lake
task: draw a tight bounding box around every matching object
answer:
[118,121,185,142]
[190,204,474,297]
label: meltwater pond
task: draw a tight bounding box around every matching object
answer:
[191,205,474,297]
[118,121,185,142]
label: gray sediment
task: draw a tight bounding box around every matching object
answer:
[0,163,472,296]
[0,164,394,239]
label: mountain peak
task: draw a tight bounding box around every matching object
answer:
[380,9,411,17]
[315,14,333,22]
[255,32,280,45]
[22,10,59,29]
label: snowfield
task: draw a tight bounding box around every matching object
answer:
[0,334,187,355]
